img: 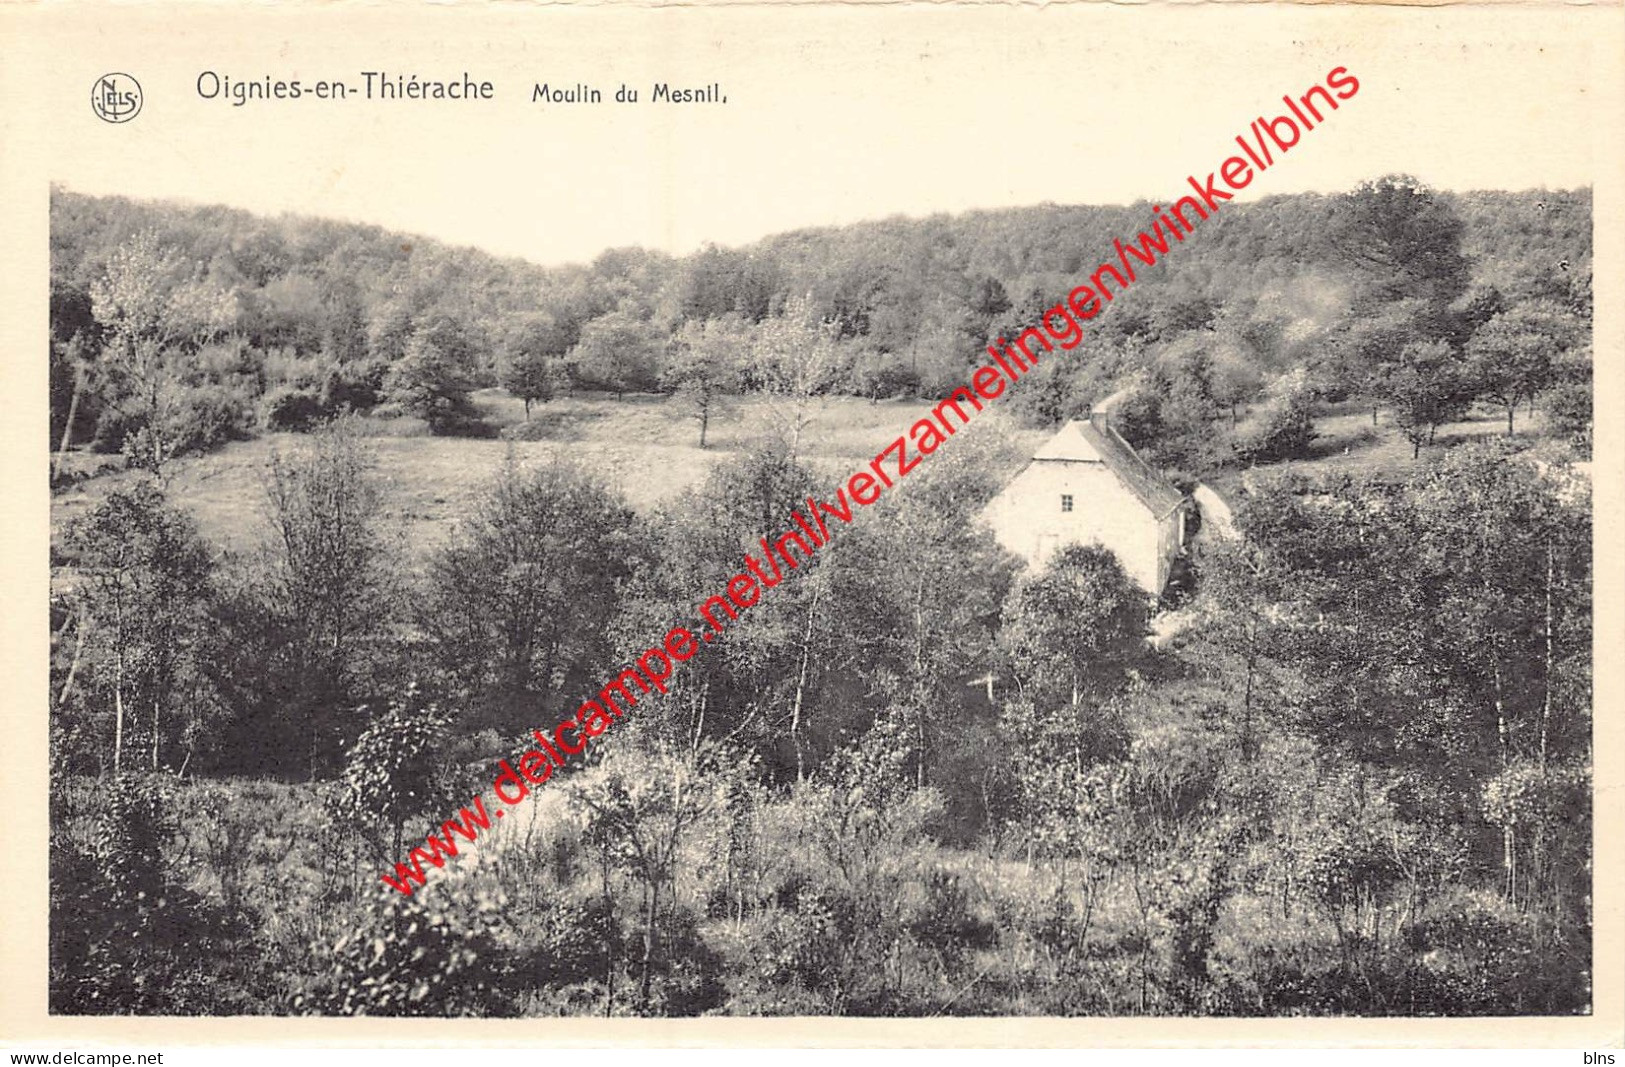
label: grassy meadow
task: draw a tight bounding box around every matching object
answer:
[51,386,1543,565]
[52,390,1029,560]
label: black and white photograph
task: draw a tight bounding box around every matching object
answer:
[2,1,1621,1050]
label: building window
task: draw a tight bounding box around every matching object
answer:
[1060,494,1074,513]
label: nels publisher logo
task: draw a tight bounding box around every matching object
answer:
[92,73,142,123]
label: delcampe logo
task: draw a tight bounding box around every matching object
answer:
[91,73,142,123]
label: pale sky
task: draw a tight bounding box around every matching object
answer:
[15,3,1617,267]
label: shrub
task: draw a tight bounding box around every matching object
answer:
[50,774,252,1015]
[512,894,620,994]
[854,359,920,401]
[905,870,997,968]
[431,410,499,438]
[300,885,517,1016]
[321,360,389,413]
[638,907,728,1016]
[329,685,459,860]
[92,774,177,903]
[749,882,857,1003]
[1401,887,1582,1014]
[263,362,390,432]
[1544,379,1591,456]
[174,384,255,453]
[262,385,326,431]
[96,386,251,464]
[500,419,557,442]
[91,406,143,455]
[1233,388,1315,465]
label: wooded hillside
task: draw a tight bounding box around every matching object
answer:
[50,181,1591,471]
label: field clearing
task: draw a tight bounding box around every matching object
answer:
[1204,402,1553,503]
[53,389,1559,564]
[51,391,1043,559]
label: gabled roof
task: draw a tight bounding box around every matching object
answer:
[1033,417,1186,519]
[1032,420,1107,462]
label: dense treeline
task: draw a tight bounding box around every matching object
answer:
[48,180,1593,1017]
[50,179,1592,473]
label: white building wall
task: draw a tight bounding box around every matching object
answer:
[985,461,1165,594]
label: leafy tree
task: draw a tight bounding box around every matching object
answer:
[365,297,415,364]
[751,298,842,460]
[385,314,481,433]
[1208,344,1264,427]
[1327,174,1471,308]
[422,455,644,731]
[967,275,1012,324]
[499,313,569,417]
[1444,284,1508,349]
[663,314,746,447]
[1466,302,1584,434]
[263,417,389,776]
[1112,383,1165,451]
[319,275,370,364]
[331,684,457,861]
[88,230,238,470]
[567,308,664,397]
[1383,339,1475,458]
[747,743,949,1014]
[847,339,921,403]
[576,743,728,1012]
[999,543,1148,707]
[1188,535,1298,760]
[1233,368,1317,465]
[62,482,219,775]
[1321,176,1478,442]
[675,244,778,324]
[1228,447,1590,784]
[50,279,104,472]
[1318,297,1447,424]
[1155,339,1217,437]
[51,331,97,483]
[821,440,1019,790]
[1543,377,1591,456]
[999,697,1129,929]
[251,271,329,354]
[607,443,818,767]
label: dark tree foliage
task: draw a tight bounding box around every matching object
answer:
[422,455,647,734]
[999,543,1147,707]
[60,481,221,776]
[1326,175,1472,308]
[257,418,392,777]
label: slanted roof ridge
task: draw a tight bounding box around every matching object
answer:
[1066,416,1187,519]
[1031,419,1105,463]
